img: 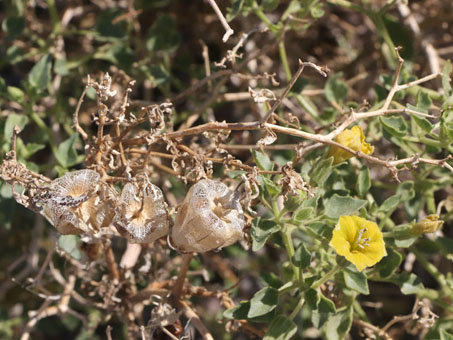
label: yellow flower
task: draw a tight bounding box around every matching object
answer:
[412,214,444,235]
[330,215,387,271]
[329,126,374,164]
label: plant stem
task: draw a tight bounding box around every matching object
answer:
[312,259,345,289]
[411,248,449,292]
[46,0,60,32]
[279,40,292,82]
[105,241,120,281]
[253,3,276,31]
[171,253,194,304]
[289,296,304,320]
[281,224,299,279]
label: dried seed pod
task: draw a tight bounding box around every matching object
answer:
[41,170,115,235]
[113,181,169,243]
[171,179,244,253]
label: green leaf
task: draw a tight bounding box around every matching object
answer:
[357,166,370,197]
[325,73,348,103]
[396,181,415,201]
[262,0,279,12]
[147,15,181,52]
[310,2,325,18]
[58,235,82,261]
[263,315,297,340]
[379,194,401,212]
[343,269,369,295]
[252,149,273,171]
[28,54,52,91]
[227,0,245,21]
[284,191,307,211]
[7,86,25,102]
[251,219,281,251]
[323,307,353,340]
[441,330,453,340]
[0,76,5,93]
[383,15,414,60]
[389,272,424,295]
[150,64,170,87]
[438,236,453,254]
[416,90,432,112]
[248,287,279,318]
[324,194,367,219]
[294,207,313,221]
[259,176,280,197]
[1,182,13,198]
[374,248,402,278]
[2,16,26,40]
[380,116,408,137]
[223,301,249,319]
[291,243,311,269]
[55,133,79,168]
[94,9,126,39]
[16,139,45,160]
[4,113,29,140]
[411,114,433,134]
[261,272,283,289]
[312,293,336,328]
[442,60,452,96]
[309,157,333,187]
[305,288,319,310]
[318,294,336,314]
[440,97,453,146]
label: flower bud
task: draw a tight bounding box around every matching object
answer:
[113,181,169,243]
[42,170,115,235]
[171,179,244,253]
[412,215,444,235]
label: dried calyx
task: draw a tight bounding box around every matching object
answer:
[42,169,116,235]
[171,179,245,253]
[113,175,169,243]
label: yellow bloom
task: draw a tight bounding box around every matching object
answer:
[330,215,387,271]
[412,214,444,235]
[329,126,374,164]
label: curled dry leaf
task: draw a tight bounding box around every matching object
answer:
[278,163,315,199]
[257,127,277,146]
[144,102,173,137]
[88,72,117,101]
[248,87,276,103]
[42,169,116,235]
[171,179,245,253]
[113,177,169,243]
[241,168,260,214]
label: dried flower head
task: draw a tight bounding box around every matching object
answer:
[113,178,169,243]
[328,126,374,164]
[171,179,245,253]
[412,214,444,235]
[330,215,386,271]
[42,170,115,235]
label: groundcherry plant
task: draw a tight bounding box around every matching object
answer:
[1,1,453,340]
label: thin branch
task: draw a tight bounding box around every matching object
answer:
[180,300,214,340]
[260,59,328,124]
[73,86,89,141]
[104,241,120,281]
[353,319,394,340]
[170,253,194,304]
[200,40,212,91]
[120,243,142,269]
[206,0,234,43]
